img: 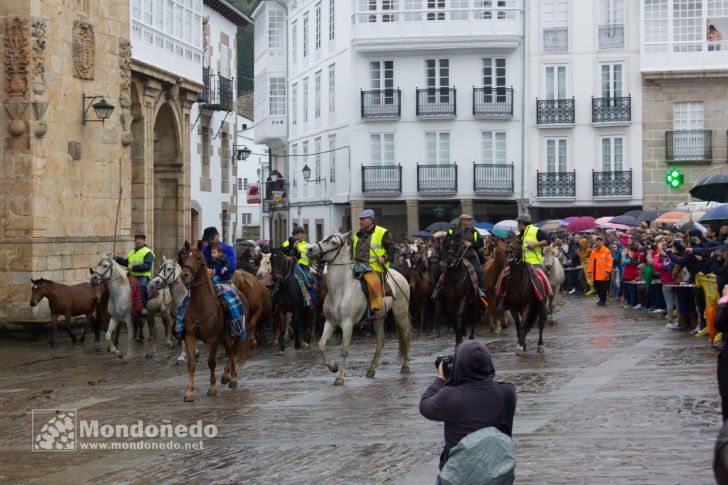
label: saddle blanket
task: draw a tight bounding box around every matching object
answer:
[431,259,479,300]
[129,276,144,316]
[495,265,552,302]
[293,266,315,307]
[173,285,246,340]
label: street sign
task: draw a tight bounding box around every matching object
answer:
[247,184,261,204]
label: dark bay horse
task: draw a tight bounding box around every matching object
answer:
[502,239,547,356]
[441,237,481,345]
[179,241,249,402]
[29,278,102,346]
[407,250,435,331]
[484,239,508,333]
[269,249,316,353]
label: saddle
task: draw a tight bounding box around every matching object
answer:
[358,278,393,299]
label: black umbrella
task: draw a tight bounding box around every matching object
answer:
[611,215,639,227]
[700,204,728,226]
[689,174,728,202]
[426,221,452,232]
[622,210,643,219]
[411,230,432,239]
[636,209,666,223]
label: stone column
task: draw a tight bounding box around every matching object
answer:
[405,199,419,236]
[460,198,474,218]
[350,199,365,232]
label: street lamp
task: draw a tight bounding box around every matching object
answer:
[302,163,325,184]
[236,145,251,161]
[82,93,115,125]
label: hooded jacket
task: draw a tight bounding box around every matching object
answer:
[419,341,517,470]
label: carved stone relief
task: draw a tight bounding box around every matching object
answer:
[30,19,46,95]
[118,38,132,145]
[4,17,30,145]
[72,20,95,80]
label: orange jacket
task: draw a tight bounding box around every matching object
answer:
[590,246,613,281]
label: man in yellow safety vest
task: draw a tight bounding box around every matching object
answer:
[516,214,548,269]
[282,227,313,286]
[352,209,395,314]
[114,233,155,315]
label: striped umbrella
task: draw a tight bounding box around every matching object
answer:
[541,219,564,233]
[654,211,688,225]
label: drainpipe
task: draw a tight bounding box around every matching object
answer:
[274,0,291,241]
[520,0,528,217]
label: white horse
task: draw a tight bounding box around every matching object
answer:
[90,257,133,361]
[307,232,412,386]
[542,245,565,324]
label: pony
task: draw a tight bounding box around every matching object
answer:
[542,245,565,324]
[441,236,482,345]
[502,239,547,356]
[29,278,102,346]
[178,241,249,402]
[307,232,411,386]
[484,238,508,333]
[90,257,134,361]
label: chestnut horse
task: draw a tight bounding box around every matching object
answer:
[29,278,102,346]
[232,269,271,347]
[484,239,508,333]
[179,241,249,402]
[407,251,434,331]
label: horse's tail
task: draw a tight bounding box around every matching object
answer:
[523,302,540,334]
[396,308,412,364]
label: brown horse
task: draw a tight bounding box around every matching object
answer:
[407,251,434,331]
[441,237,482,345]
[30,278,102,347]
[484,239,508,333]
[179,241,249,402]
[232,269,271,347]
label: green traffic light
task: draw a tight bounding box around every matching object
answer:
[666,169,683,189]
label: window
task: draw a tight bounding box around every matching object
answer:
[370,60,395,105]
[600,0,624,25]
[303,77,309,123]
[269,77,286,116]
[427,0,446,21]
[371,133,395,165]
[315,2,322,50]
[315,71,322,119]
[425,132,451,164]
[143,0,153,24]
[673,102,705,160]
[481,131,507,164]
[709,0,728,17]
[544,65,567,99]
[292,83,298,126]
[404,0,422,21]
[482,57,506,102]
[382,0,397,22]
[601,136,624,172]
[154,0,163,29]
[219,44,231,78]
[241,213,252,225]
[302,141,309,196]
[303,13,309,58]
[291,144,298,196]
[329,0,335,40]
[315,137,322,181]
[543,0,568,27]
[600,63,623,98]
[545,138,568,172]
[292,21,298,64]
[328,64,336,120]
[644,0,669,52]
[673,102,704,130]
[673,0,702,52]
[426,58,450,103]
[237,178,243,191]
[268,10,284,49]
[329,134,336,182]
[451,0,469,20]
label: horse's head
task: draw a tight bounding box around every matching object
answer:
[443,237,463,268]
[269,249,290,281]
[504,238,523,266]
[257,253,271,280]
[177,241,192,266]
[542,245,555,273]
[152,255,181,290]
[307,232,350,264]
[90,256,115,285]
[180,250,206,286]
[29,278,46,306]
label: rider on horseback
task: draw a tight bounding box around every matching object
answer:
[283,227,313,287]
[516,214,548,269]
[448,214,486,297]
[352,209,396,315]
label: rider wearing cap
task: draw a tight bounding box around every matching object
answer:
[283,226,313,286]
[114,233,155,315]
[516,214,548,269]
[448,214,486,295]
[352,209,396,313]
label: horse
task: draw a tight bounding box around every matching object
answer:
[542,245,565,324]
[440,237,482,345]
[307,232,411,386]
[179,241,249,402]
[90,257,134,361]
[151,256,189,349]
[407,250,434,331]
[232,269,271,347]
[502,239,547,356]
[29,278,102,347]
[484,238,508,333]
[268,249,316,353]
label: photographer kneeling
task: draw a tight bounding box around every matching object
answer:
[420,340,517,484]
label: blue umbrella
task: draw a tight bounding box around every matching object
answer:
[491,227,513,239]
[700,204,728,226]
[411,230,432,238]
[474,222,494,231]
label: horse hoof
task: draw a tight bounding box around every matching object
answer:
[220,376,230,385]
[145,352,155,359]
[116,350,124,358]
[183,393,194,402]
[228,381,238,389]
[400,365,410,375]
[276,350,285,356]
[206,387,217,397]
[301,342,309,349]
[365,369,375,378]
[329,364,339,374]
[537,345,544,353]
[166,341,175,349]
[516,346,525,357]
[334,377,345,386]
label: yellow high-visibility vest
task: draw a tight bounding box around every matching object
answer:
[283,240,310,266]
[353,225,389,273]
[522,225,542,265]
[126,246,154,277]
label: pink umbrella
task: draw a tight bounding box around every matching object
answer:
[595,216,630,230]
[563,216,579,224]
[566,216,597,233]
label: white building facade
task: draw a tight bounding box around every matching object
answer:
[235,118,269,241]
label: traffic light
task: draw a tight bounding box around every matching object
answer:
[666,169,684,189]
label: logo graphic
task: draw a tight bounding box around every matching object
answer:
[32,409,77,451]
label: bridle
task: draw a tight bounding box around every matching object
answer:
[270,251,293,282]
[153,262,181,289]
[312,235,350,266]
[91,257,114,282]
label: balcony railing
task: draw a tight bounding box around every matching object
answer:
[416,87,456,117]
[536,98,575,125]
[473,87,513,118]
[592,96,631,124]
[599,24,624,49]
[362,165,402,193]
[199,72,234,111]
[417,164,457,193]
[198,67,210,102]
[593,170,632,198]
[264,180,289,201]
[361,89,401,119]
[666,130,712,163]
[473,163,514,194]
[353,5,520,24]
[537,171,576,198]
[543,27,568,52]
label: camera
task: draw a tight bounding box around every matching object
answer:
[435,355,454,380]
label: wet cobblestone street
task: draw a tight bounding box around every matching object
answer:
[0,295,721,484]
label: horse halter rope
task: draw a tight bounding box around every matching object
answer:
[153,263,180,289]
[91,257,114,281]
[313,235,348,265]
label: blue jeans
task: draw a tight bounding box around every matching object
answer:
[136,276,149,308]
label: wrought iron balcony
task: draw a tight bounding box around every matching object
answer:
[473,163,514,194]
[361,89,401,119]
[417,164,457,193]
[593,170,632,198]
[362,165,402,193]
[536,98,575,125]
[264,180,289,201]
[473,87,513,118]
[199,71,234,112]
[592,96,631,124]
[536,171,576,198]
[599,24,624,49]
[543,27,568,52]
[666,130,712,163]
[416,87,456,117]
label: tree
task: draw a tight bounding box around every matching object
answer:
[230,0,257,95]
